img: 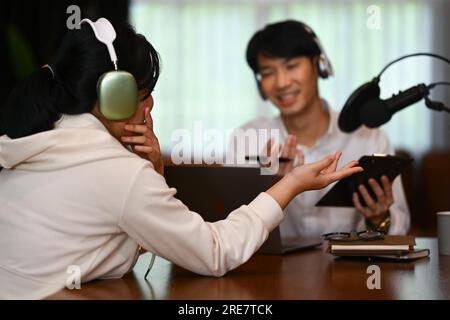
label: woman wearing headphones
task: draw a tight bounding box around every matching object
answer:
[0,19,361,299]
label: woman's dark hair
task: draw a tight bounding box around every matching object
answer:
[246,20,321,75]
[0,21,160,139]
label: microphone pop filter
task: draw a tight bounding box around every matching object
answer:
[338,78,380,133]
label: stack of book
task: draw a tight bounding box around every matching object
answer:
[326,235,430,261]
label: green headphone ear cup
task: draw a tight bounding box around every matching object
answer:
[97,71,138,121]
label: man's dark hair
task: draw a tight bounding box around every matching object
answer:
[246,20,321,74]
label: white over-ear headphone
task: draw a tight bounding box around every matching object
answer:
[300,23,334,79]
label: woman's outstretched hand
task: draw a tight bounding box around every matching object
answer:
[267,152,363,209]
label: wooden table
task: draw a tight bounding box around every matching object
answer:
[49,238,450,300]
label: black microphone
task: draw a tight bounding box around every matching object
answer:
[339,53,450,133]
[359,84,429,128]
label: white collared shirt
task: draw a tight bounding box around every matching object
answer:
[229,101,410,239]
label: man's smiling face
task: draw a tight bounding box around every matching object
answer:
[257,55,319,117]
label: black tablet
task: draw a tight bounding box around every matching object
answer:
[316,154,413,207]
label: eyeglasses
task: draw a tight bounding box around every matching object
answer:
[322,230,384,242]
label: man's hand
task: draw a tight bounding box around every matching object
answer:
[352,175,393,226]
[263,134,304,176]
[121,107,164,176]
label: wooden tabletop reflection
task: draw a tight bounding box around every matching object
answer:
[48,238,450,300]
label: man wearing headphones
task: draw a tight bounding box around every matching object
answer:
[231,20,410,238]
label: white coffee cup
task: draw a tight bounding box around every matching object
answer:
[437,211,450,256]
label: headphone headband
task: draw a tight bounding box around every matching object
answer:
[80,18,118,70]
[299,22,334,78]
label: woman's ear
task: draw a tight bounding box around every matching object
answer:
[124,94,154,125]
[138,94,154,112]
